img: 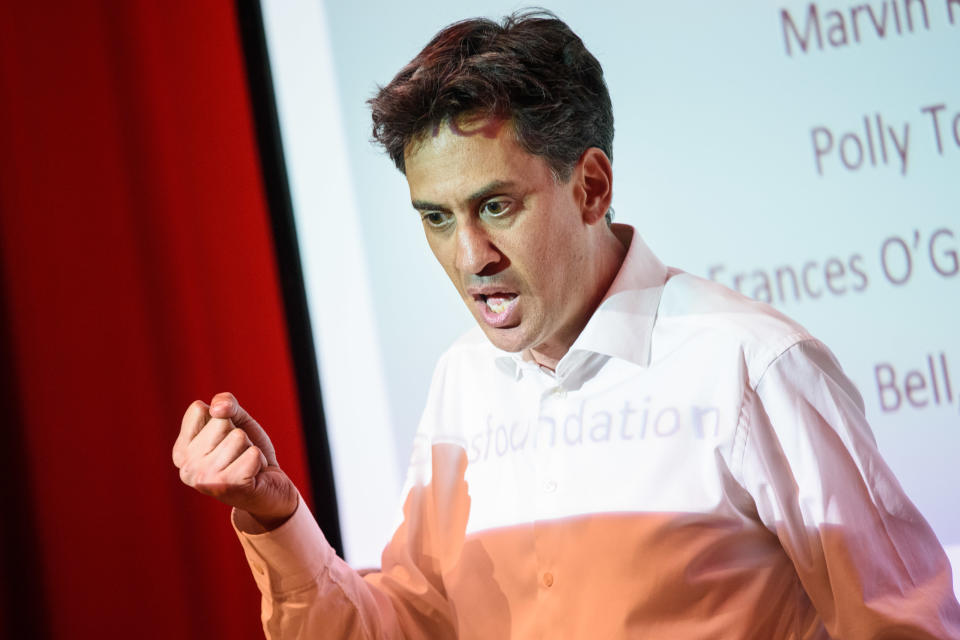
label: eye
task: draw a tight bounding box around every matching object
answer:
[481,199,511,217]
[421,211,452,228]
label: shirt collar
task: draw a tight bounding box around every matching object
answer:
[493,224,668,381]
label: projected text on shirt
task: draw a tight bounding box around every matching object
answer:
[467,399,722,464]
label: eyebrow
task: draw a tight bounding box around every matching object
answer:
[411,180,516,212]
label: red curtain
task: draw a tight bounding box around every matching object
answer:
[0,2,313,638]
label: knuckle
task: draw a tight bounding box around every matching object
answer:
[241,445,261,467]
[194,468,221,490]
[181,400,210,434]
[227,427,249,446]
[184,400,208,421]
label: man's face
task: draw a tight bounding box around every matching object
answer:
[404,116,596,362]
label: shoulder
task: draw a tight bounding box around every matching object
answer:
[657,269,816,388]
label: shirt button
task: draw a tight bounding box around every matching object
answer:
[543,479,557,493]
[542,572,554,587]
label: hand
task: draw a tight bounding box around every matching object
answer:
[173,392,299,531]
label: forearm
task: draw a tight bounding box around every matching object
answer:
[234,499,402,640]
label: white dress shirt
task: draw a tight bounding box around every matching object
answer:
[236,225,960,639]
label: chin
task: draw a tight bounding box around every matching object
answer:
[478,323,530,354]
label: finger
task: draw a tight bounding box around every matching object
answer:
[184,417,234,460]
[205,426,255,473]
[209,392,278,465]
[173,400,210,467]
[220,445,265,487]
[187,443,263,502]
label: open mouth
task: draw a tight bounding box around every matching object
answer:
[480,293,517,314]
[471,291,520,327]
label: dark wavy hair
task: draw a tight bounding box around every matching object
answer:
[368,9,613,181]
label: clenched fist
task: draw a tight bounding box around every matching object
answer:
[173,392,299,532]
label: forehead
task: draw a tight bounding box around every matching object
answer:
[404,116,552,203]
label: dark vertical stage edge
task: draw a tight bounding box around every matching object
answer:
[0,269,50,640]
[234,0,344,556]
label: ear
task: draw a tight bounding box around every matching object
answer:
[573,147,613,226]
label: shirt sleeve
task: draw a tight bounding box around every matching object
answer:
[232,353,464,639]
[232,469,460,640]
[737,339,960,639]
[233,499,400,639]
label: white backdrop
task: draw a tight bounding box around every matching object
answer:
[261,0,960,588]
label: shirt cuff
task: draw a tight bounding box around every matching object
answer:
[232,496,336,595]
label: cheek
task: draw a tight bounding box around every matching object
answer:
[529,222,579,282]
[541,246,589,311]
[520,245,569,309]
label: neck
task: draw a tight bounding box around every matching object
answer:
[529,225,629,372]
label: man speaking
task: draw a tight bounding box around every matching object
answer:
[173,10,960,639]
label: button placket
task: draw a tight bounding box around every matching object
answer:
[537,380,572,515]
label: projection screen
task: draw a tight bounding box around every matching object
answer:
[259,0,959,591]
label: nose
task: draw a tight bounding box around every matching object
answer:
[455,220,501,275]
